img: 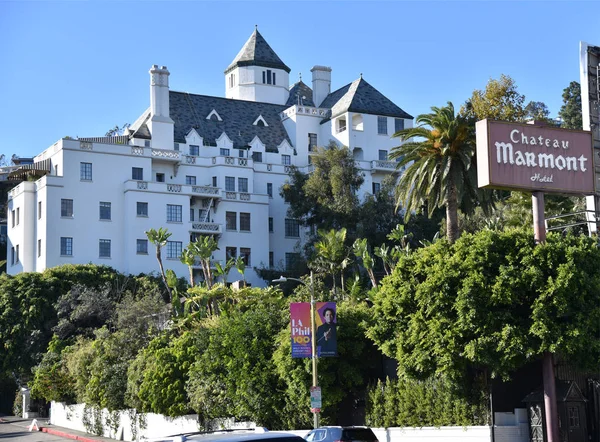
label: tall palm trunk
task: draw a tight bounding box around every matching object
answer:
[155,246,172,302]
[446,181,460,244]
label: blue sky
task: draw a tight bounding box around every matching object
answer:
[1,1,598,159]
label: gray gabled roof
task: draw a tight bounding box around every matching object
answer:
[225,29,291,74]
[168,91,292,152]
[286,81,315,107]
[319,77,413,122]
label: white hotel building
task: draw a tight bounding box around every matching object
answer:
[7,29,412,287]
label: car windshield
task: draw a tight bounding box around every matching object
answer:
[340,429,377,441]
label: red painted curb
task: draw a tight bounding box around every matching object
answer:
[41,427,99,442]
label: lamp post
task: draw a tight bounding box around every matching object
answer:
[273,271,319,429]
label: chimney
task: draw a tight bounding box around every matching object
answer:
[148,65,174,148]
[150,65,171,118]
[311,65,332,108]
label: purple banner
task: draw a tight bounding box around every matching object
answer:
[316,302,337,357]
[290,303,312,358]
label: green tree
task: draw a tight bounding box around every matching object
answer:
[281,142,364,233]
[391,102,483,243]
[525,101,551,122]
[460,74,527,122]
[368,228,600,388]
[352,238,377,288]
[146,227,173,301]
[558,81,583,130]
[186,301,287,428]
[126,327,209,416]
[313,228,350,292]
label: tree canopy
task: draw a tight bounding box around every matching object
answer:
[558,81,583,130]
[367,228,600,386]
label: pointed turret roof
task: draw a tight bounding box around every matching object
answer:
[286,81,315,107]
[320,77,413,120]
[225,28,291,74]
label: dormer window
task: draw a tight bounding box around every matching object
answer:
[336,117,347,133]
[229,73,235,88]
[262,70,276,85]
[206,109,222,122]
[253,115,269,127]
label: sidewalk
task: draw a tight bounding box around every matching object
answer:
[0,415,118,442]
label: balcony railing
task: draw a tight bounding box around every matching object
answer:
[125,180,221,198]
[190,222,222,235]
[371,160,398,171]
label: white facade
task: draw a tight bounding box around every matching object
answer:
[7,30,412,287]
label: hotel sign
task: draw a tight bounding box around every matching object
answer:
[476,119,594,194]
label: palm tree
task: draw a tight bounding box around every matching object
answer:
[390,102,483,243]
[313,228,349,293]
[189,235,219,289]
[146,227,172,301]
[180,247,197,287]
[352,238,377,288]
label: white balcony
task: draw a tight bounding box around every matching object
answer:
[190,222,222,235]
[371,160,398,172]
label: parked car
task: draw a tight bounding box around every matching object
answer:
[304,427,378,442]
[149,428,306,442]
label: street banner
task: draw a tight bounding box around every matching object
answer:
[290,302,311,358]
[316,302,337,357]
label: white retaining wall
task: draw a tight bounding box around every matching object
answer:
[50,402,528,442]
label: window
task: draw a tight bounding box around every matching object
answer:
[267,183,273,198]
[186,175,197,185]
[568,406,580,428]
[240,248,251,266]
[240,213,251,231]
[99,202,111,220]
[99,239,111,258]
[226,211,237,230]
[144,140,151,147]
[137,239,148,255]
[80,162,92,180]
[10,247,14,265]
[337,117,347,133]
[190,208,195,221]
[212,176,217,187]
[225,176,235,191]
[167,204,182,222]
[308,133,318,151]
[285,218,300,237]
[16,208,19,225]
[269,217,274,232]
[156,173,165,183]
[174,143,180,151]
[377,116,388,135]
[166,241,182,259]
[269,251,274,268]
[61,199,73,217]
[15,245,19,263]
[395,118,405,133]
[137,202,148,217]
[238,149,245,158]
[226,247,237,260]
[61,237,73,256]
[220,148,230,157]
[38,201,42,220]
[378,150,388,161]
[372,182,381,194]
[252,152,263,162]
[282,155,291,165]
[263,70,274,85]
[11,210,14,227]
[199,209,208,221]
[238,178,248,193]
[189,145,199,156]
[285,253,300,271]
[132,167,143,180]
[38,239,42,257]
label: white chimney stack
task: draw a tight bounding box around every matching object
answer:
[148,65,174,149]
[311,65,332,108]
